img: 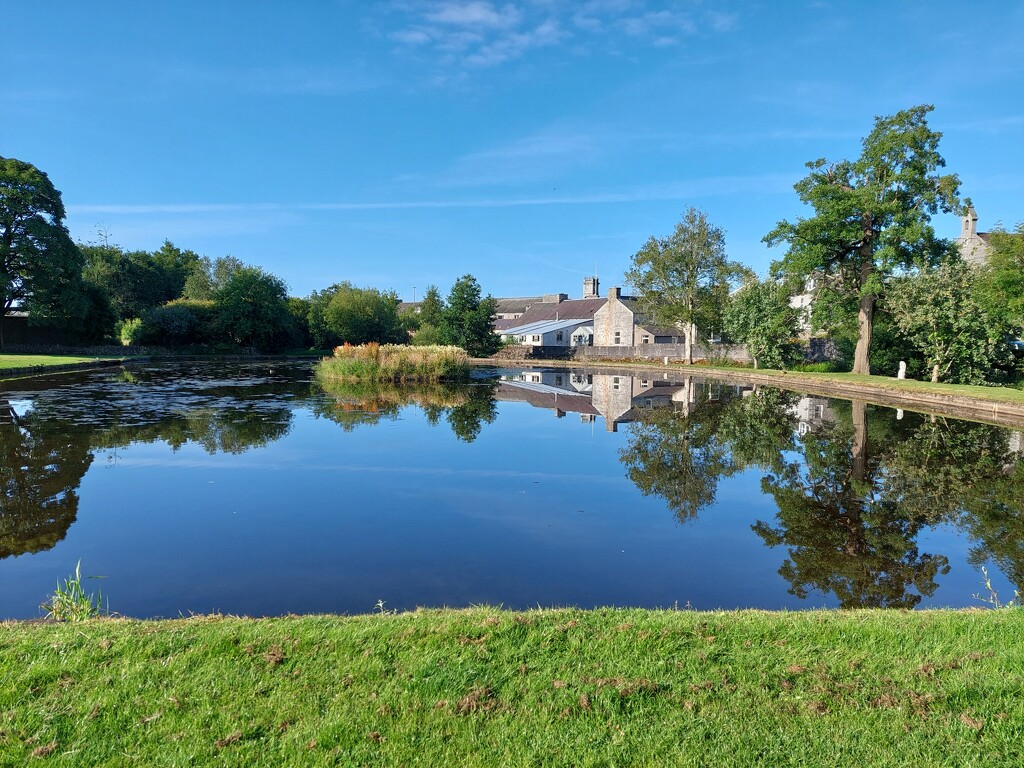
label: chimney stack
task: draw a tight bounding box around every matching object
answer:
[608,286,621,300]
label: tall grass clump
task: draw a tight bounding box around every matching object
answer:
[40,561,104,621]
[315,343,470,383]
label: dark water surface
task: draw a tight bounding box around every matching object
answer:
[2,360,1022,618]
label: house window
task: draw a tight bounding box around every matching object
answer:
[532,335,541,342]
[640,379,649,388]
[612,376,620,391]
[518,336,526,343]
[642,336,651,344]
[556,331,564,342]
[555,375,563,386]
[614,331,621,345]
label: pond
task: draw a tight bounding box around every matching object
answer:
[1,360,1022,618]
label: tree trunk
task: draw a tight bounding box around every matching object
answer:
[687,323,695,365]
[852,261,874,375]
[851,400,868,485]
[931,364,939,383]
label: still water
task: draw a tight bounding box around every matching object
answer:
[1,360,1021,618]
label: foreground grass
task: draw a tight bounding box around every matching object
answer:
[317,343,470,383]
[2,608,1023,766]
[0,354,110,371]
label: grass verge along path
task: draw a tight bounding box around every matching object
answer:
[2,608,1022,766]
[0,354,111,371]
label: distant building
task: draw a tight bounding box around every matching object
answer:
[955,206,991,266]
[593,287,687,346]
[496,278,605,347]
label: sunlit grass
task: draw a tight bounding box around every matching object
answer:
[0,354,110,371]
[316,343,470,383]
[1,608,1022,765]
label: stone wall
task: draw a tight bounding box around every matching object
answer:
[574,343,752,363]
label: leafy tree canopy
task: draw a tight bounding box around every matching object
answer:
[215,266,292,351]
[0,157,86,346]
[887,260,1012,383]
[626,208,747,363]
[723,278,800,369]
[439,275,500,357]
[764,105,961,374]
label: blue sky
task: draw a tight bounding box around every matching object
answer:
[4,1,1022,301]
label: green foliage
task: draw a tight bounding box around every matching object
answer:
[626,208,747,363]
[765,105,961,374]
[419,284,445,328]
[307,283,406,348]
[620,392,733,523]
[76,280,118,344]
[974,222,1024,334]
[789,361,846,373]
[286,296,313,347]
[182,255,244,301]
[887,260,1011,383]
[214,266,293,351]
[0,156,87,346]
[316,344,470,383]
[439,274,500,357]
[723,279,799,369]
[40,560,103,621]
[137,299,217,347]
[411,324,446,346]
[119,318,144,346]
[81,240,200,321]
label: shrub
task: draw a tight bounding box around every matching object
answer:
[316,344,470,383]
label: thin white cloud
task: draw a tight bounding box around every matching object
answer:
[424,1,522,28]
[385,1,736,72]
[66,173,796,217]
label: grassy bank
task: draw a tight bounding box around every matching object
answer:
[316,343,469,383]
[0,353,110,371]
[2,608,1022,766]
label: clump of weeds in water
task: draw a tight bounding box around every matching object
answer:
[973,565,1020,609]
[41,560,106,621]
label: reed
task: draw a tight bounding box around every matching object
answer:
[315,343,470,383]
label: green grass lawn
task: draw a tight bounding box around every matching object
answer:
[0,354,113,371]
[2,608,1022,766]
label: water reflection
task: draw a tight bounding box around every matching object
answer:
[500,367,1024,607]
[314,379,498,442]
[0,397,92,558]
[1,362,1022,613]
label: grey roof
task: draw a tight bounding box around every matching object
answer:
[500,317,593,336]
[494,297,542,315]
[507,297,607,325]
[496,382,600,416]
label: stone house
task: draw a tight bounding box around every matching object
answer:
[955,207,991,266]
[592,287,687,346]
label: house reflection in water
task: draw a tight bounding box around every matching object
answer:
[497,369,752,431]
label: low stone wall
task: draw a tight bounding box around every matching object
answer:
[575,343,752,363]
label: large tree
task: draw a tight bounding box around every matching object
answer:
[764,105,961,375]
[215,266,293,351]
[626,207,746,364]
[0,157,86,348]
[439,274,500,357]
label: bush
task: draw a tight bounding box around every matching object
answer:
[315,344,470,383]
[119,318,144,346]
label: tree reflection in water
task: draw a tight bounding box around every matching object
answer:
[314,379,497,443]
[620,380,1024,608]
[0,397,92,558]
